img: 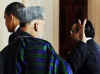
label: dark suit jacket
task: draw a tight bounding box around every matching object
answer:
[0,29,20,74]
[82,39,100,74]
[68,39,100,74]
[0,53,4,74]
[66,41,88,74]
[8,28,21,43]
[1,29,73,74]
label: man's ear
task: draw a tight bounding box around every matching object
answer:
[10,14,14,23]
[10,14,14,19]
[34,23,38,31]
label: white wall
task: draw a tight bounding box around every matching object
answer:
[88,0,100,45]
[52,0,59,53]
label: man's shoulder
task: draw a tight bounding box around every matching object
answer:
[32,38,50,44]
[22,37,50,45]
[87,39,100,50]
[16,36,52,49]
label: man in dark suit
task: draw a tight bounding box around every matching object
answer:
[2,3,73,74]
[66,19,89,74]
[78,20,100,74]
[68,19,100,74]
[0,2,25,74]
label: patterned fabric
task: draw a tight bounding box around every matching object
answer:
[16,32,72,74]
[2,30,73,74]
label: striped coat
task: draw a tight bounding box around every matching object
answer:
[2,30,72,74]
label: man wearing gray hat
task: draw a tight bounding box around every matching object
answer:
[2,3,73,74]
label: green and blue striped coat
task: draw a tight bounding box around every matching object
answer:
[2,30,73,74]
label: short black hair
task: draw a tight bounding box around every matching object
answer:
[85,20,95,38]
[5,2,25,17]
[71,19,80,33]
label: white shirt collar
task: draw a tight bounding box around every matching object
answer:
[14,25,20,32]
[86,37,92,41]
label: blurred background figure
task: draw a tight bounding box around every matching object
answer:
[62,19,88,74]
[64,19,100,74]
[80,20,100,74]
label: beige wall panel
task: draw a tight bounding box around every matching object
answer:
[88,0,100,45]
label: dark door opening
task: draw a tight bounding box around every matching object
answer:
[59,0,88,59]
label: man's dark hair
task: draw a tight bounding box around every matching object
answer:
[5,2,25,17]
[71,19,80,33]
[85,20,95,38]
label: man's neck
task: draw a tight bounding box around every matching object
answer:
[20,27,38,37]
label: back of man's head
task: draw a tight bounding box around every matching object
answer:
[17,6,44,27]
[5,2,25,16]
[85,20,95,38]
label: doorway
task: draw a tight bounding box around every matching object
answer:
[59,0,88,58]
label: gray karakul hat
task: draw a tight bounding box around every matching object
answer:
[16,6,44,26]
